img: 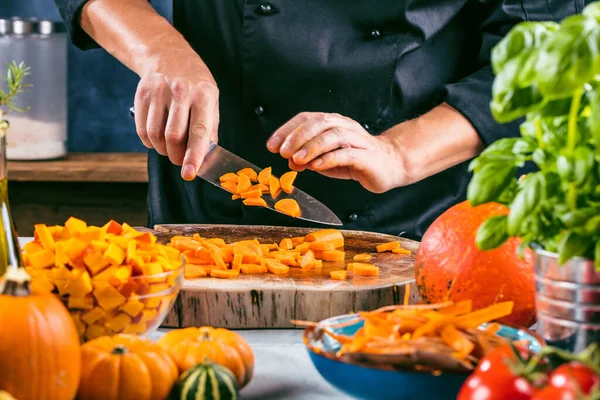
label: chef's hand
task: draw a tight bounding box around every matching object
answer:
[267,112,407,193]
[134,56,219,181]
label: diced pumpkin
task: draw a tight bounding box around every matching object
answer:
[149,283,170,294]
[330,270,347,280]
[77,226,106,242]
[237,174,252,193]
[122,322,147,334]
[294,242,311,254]
[221,181,238,193]
[240,264,268,274]
[143,296,163,309]
[67,269,93,297]
[314,259,323,269]
[28,248,55,269]
[85,323,108,340]
[92,265,118,284]
[139,308,157,323]
[126,240,137,264]
[219,172,239,183]
[280,171,297,194]
[141,262,165,283]
[159,245,182,261]
[305,229,343,243]
[55,242,71,268]
[81,307,107,325]
[353,253,373,262]
[291,237,304,246]
[313,250,323,259]
[243,198,267,207]
[106,235,131,250]
[266,262,289,275]
[84,251,110,276]
[309,241,336,251]
[392,248,411,255]
[94,284,127,311]
[68,295,94,310]
[119,298,145,318]
[240,189,263,199]
[207,238,226,247]
[71,312,86,337]
[105,313,132,332]
[279,238,293,250]
[90,239,110,252]
[257,166,272,185]
[232,253,243,272]
[269,175,281,198]
[322,250,345,262]
[300,250,315,270]
[349,263,379,276]
[34,224,56,249]
[237,167,258,181]
[63,238,90,262]
[210,269,240,279]
[23,241,44,254]
[111,266,132,285]
[103,219,123,235]
[65,216,87,234]
[274,199,301,218]
[376,241,401,253]
[232,194,241,200]
[104,243,126,266]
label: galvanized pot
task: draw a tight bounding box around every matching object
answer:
[534,249,600,353]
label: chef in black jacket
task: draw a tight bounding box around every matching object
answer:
[54,0,582,240]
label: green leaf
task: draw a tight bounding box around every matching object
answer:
[558,231,592,265]
[583,2,600,21]
[468,138,519,172]
[595,241,600,271]
[467,163,517,207]
[557,153,574,182]
[584,215,600,235]
[536,15,600,98]
[561,207,599,228]
[587,86,600,144]
[491,21,559,74]
[476,215,510,250]
[573,146,595,185]
[507,173,545,236]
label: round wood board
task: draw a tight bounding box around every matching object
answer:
[142,224,421,329]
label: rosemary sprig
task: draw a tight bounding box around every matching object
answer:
[0,61,32,115]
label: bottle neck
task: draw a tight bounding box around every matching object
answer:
[0,110,6,181]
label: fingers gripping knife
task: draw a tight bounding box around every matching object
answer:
[129,107,342,226]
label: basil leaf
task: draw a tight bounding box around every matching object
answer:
[587,87,600,144]
[467,163,517,207]
[512,138,537,154]
[584,215,600,235]
[508,173,545,236]
[558,231,592,265]
[560,207,599,228]
[476,215,509,250]
[532,148,548,167]
[468,138,519,172]
[573,146,595,186]
[583,2,600,22]
[491,21,559,74]
[536,15,600,98]
[557,153,574,182]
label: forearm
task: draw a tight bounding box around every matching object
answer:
[381,103,484,185]
[80,0,203,76]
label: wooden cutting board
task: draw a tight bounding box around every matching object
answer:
[144,224,421,329]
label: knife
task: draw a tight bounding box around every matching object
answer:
[129,107,342,226]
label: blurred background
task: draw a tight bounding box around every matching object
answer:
[0,0,172,152]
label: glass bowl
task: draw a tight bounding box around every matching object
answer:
[58,261,184,343]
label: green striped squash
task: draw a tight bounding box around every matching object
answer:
[172,359,239,400]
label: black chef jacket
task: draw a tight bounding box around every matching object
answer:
[55,0,583,240]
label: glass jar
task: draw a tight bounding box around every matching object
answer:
[0,18,67,160]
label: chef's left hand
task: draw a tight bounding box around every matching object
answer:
[267,112,406,193]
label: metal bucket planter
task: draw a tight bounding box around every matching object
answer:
[534,250,600,353]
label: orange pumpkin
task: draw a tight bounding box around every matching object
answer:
[78,333,178,400]
[157,326,254,388]
[414,201,536,328]
[0,268,81,400]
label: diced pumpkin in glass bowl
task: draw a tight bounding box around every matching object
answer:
[23,217,184,342]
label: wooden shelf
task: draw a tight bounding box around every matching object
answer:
[7,152,148,183]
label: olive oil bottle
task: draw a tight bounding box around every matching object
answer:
[0,119,22,276]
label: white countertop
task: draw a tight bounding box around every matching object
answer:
[19,237,349,399]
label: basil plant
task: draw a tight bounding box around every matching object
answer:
[467,2,600,270]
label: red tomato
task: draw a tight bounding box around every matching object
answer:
[458,372,535,400]
[548,362,600,395]
[476,345,531,377]
[531,386,577,400]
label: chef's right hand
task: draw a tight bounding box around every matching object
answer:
[133,56,220,181]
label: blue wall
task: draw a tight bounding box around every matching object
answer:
[1,0,173,152]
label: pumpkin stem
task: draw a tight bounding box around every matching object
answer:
[111,345,129,355]
[199,329,211,341]
[0,266,31,297]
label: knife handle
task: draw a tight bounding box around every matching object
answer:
[129,107,217,150]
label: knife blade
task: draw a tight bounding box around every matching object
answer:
[129,107,342,226]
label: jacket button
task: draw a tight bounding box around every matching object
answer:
[362,123,370,131]
[259,3,273,14]
[369,29,381,38]
[255,105,265,115]
[349,213,358,222]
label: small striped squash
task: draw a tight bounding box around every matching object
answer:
[173,359,239,400]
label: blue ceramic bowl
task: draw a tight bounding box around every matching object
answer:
[304,314,544,400]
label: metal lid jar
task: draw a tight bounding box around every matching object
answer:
[0,17,67,160]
